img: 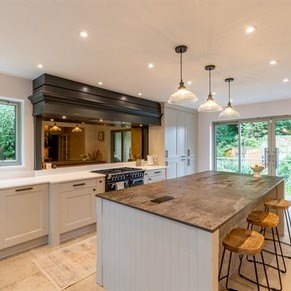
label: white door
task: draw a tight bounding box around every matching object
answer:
[166,159,179,179]
[164,108,179,159]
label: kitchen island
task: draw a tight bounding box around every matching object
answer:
[96,171,284,291]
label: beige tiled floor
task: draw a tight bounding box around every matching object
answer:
[0,232,105,291]
[1,226,291,290]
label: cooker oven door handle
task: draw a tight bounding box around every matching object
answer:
[131,178,144,185]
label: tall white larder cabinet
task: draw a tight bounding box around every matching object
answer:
[149,103,198,179]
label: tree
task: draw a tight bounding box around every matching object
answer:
[0,104,16,160]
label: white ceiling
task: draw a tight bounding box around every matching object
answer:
[0,0,291,108]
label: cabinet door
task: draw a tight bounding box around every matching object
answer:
[0,184,48,250]
[186,112,196,158]
[59,180,98,233]
[186,158,196,175]
[179,111,187,157]
[164,108,180,159]
[166,159,179,179]
[178,158,187,177]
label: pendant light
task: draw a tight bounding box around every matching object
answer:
[49,123,61,132]
[198,65,223,112]
[72,124,82,133]
[219,78,240,119]
[168,45,198,104]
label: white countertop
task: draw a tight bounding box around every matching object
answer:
[0,164,166,190]
[0,172,105,190]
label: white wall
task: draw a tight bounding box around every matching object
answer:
[198,98,291,172]
[0,73,33,179]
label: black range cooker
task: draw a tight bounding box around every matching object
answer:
[91,167,145,192]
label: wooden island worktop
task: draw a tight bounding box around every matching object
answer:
[96,171,285,291]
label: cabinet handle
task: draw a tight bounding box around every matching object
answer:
[93,188,96,191]
[165,161,168,166]
[187,159,190,166]
[187,149,190,157]
[15,187,33,192]
[165,150,168,158]
[149,178,152,181]
[154,171,161,174]
[99,180,103,183]
[73,183,86,187]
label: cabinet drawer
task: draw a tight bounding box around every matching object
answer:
[60,179,97,192]
[2,184,47,196]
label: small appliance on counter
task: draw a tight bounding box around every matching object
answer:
[91,167,145,192]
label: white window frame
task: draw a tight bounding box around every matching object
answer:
[0,97,22,166]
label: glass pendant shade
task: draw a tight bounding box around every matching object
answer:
[168,45,197,104]
[219,78,240,119]
[49,123,61,132]
[198,65,222,112]
[218,102,240,119]
[168,82,198,104]
[72,125,82,133]
[198,94,223,112]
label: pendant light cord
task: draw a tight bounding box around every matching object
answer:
[209,70,211,94]
[228,81,231,102]
[180,52,183,83]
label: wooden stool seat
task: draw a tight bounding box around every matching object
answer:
[247,210,279,228]
[223,228,264,255]
[264,199,291,210]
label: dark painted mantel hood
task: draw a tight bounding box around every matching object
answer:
[28,74,162,125]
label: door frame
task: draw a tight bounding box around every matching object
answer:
[213,115,291,176]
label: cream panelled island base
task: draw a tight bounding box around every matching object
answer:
[96,172,284,291]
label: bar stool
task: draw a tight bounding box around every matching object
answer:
[219,228,270,291]
[247,210,286,291]
[264,199,291,247]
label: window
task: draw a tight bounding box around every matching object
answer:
[214,117,291,197]
[0,99,21,165]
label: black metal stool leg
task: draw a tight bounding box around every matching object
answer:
[218,248,226,281]
[261,251,270,291]
[286,209,291,246]
[275,226,287,273]
[271,227,283,291]
[253,255,260,291]
[226,251,235,291]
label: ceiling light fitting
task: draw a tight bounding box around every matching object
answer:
[219,78,240,119]
[168,45,197,104]
[246,26,256,34]
[198,65,222,112]
[49,123,61,132]
[72,124,82,133]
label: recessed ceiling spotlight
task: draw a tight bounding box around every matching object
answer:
[100,119,103,122]
[187,81,192,85]
[147,63,154,69]
[50,118,54,122]
[138,93,142,96]
[37,64,44,69]
[80,31,88,38]
[62,116,66,119]
[140,124,143,127]
[270,60,278,65]
[98,81,103,85]
[283,78,289,82]
[245,26,256,34]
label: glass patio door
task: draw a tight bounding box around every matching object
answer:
[274,119,291,197]
[240,121,269,175]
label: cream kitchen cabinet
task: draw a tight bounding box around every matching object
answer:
[149,103,197,179]
[59,178,104,233]
[144,168,166,184]
[0,184,48,250]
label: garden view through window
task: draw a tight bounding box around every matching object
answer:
[215,118,291,197]
[0,99,19,165]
